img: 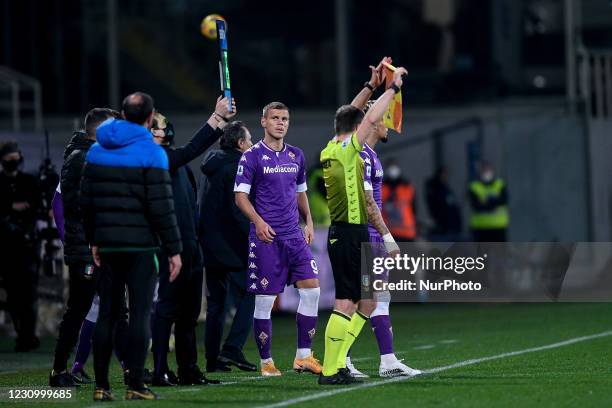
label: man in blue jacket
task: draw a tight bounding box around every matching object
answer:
[81,92,182,401]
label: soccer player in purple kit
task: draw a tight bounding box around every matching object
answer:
[234,102,322,377]
[347,74,422,377]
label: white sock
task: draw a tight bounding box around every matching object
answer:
[380,353,398,366]
[261,358,273,365]
[370,300,390,318]
[254,295,276,319]
[295,288,318,361]
[295,348,311,359]
[297,287,320,316]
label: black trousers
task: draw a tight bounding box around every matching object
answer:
[1,240,38,345]
[204,267,254,363]
[52,263,97,372]
[94,251,157,390]
[152,240,203,374]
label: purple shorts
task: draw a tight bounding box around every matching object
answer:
[369,232,387,257]
[247,235,319,295]
[370,232,389,282]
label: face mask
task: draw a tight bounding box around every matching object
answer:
[481,170,494,182]
[2,160,19,172]
[387,165,401,180]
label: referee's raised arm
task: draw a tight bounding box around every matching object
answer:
[355,67,408,147]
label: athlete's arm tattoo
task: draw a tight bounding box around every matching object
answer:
[365,189,390,236]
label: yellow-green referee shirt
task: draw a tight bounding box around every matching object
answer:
[320,133,368,225]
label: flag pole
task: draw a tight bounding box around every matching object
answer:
[381,61,397,71]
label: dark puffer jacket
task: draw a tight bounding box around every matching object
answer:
[60,131,95,265]
[80,119,182,255]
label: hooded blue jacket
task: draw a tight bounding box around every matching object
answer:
[87,119,168,169]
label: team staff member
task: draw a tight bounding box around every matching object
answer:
[81,92,182,401]
[150,97,235,387]
[199,121,256,373]
[50,108,120,387]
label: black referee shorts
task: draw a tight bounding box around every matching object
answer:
[327,222,371,302]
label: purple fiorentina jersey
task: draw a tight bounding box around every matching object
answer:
[234,141,307,239]
[360,143,384,236]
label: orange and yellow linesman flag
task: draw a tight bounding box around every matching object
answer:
[382,61,403,133]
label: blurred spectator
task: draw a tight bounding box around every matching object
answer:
[307,163,330,226]
[468,161,509,242]
[425,166,462,241]
[381,159,417,241]
[0,141,42,352]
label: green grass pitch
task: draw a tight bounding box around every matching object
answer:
[0,303,610,407]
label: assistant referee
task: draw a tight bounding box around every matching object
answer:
[318,66,407,385]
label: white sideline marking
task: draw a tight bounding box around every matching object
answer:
[177,387,203,393]
[262,330,612,408]
[351,350,408,363]
[349,356,373,363]
[174,375,270,392]
[413,344,436,350]
[179,367,321,390]
[175,383,250,392]
[439,339,459,344]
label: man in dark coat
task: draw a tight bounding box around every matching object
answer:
[149,96,235,386]
[50,108,120,387]
[199,121,256,373]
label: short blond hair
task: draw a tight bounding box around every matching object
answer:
[262,101,289,118]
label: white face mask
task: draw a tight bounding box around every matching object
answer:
[481,170,494,182]
[387,165,401,180]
